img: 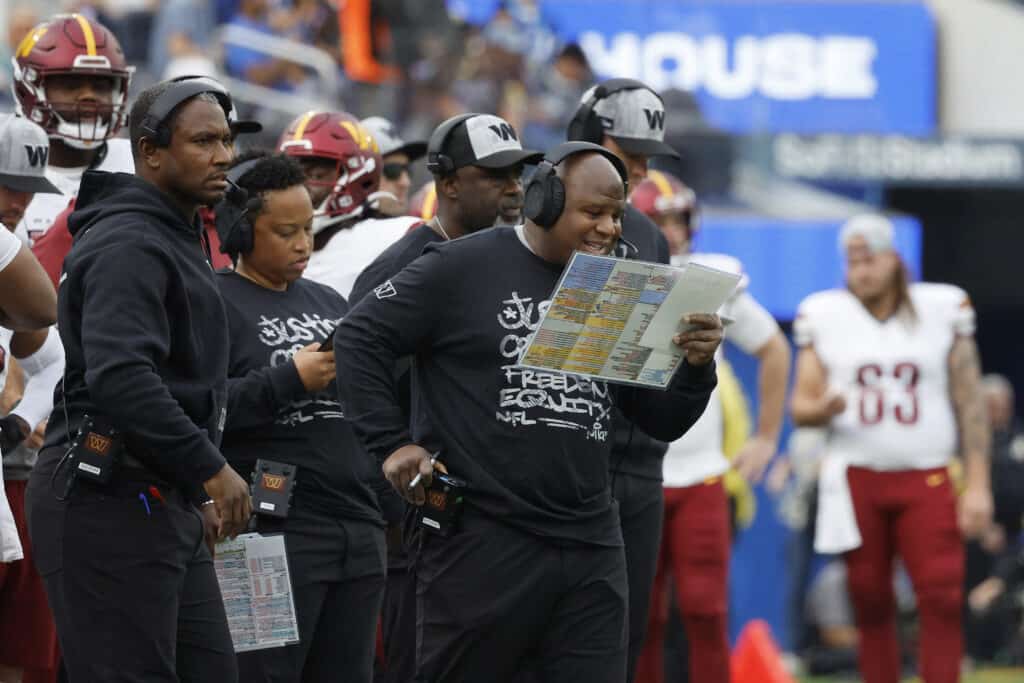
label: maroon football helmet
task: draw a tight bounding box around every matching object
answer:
[11,14,133,149]
[630,169,699,235]
[278,110,382,232]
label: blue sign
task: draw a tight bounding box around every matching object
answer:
[452,0,936,136]
[696,214,922,320]
[446,0,503,25]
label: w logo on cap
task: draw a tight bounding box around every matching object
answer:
[643,109,666,131]
[488,123,518,142]
[24,144,48,168]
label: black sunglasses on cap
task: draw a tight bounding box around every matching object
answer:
[382,162,411,181]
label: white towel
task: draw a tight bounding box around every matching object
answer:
[0,455,24,563]
[813,454,862,555]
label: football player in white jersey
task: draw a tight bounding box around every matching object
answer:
[0,114,65,682]
[278,110,425,300]
[791,214,993,683]
[11,13,135,245]
[631,170,791,683]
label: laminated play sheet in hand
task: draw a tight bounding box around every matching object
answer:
[520,253,740,389]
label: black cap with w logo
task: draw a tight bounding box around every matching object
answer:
[578,82,680,159]
[0,113,61,194]
[433,114,543,172]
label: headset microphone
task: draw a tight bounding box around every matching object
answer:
[225,175,244,193]
[214,158,263,256]
[223,176,249,204]
[617,236,640,259]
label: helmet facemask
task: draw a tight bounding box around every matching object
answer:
[304,153,379,234]
[45,80,127,149]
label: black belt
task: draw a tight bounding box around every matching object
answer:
[43,445,178,501]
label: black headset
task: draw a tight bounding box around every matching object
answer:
[214,158,264,257]
[425,113,477,176]
[523,141,629,229]
[137,75,234,147]
[567,78,661,144]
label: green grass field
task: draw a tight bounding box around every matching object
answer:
[800,670,1024,683]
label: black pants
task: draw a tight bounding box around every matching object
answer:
[379,566,417,683]
[415,512,628,683]
[238,508,386,683]
[378,502,422,683]
[26,449,236,682]
[613,473,665,683]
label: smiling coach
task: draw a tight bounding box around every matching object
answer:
[335,141,721,682]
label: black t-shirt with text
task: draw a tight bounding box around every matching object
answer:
[218,271,381,524]
[335,227,715,546]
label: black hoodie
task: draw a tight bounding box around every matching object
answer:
[42,171,229,491]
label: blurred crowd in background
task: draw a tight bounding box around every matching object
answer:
[0,0,593,169]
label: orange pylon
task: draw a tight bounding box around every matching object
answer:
[730,620,795,683]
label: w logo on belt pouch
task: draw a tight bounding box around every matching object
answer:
[251,459,297,518]
[420,472,467,537]
[68,414,124,484]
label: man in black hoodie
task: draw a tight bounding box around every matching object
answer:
[25,78,251,683]
[336,143,721,683]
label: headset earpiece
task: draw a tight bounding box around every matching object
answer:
[524,142,629,230]
[425,113,476,176]
[566,95,600,145]
[567,78,662,145]
[523,161,565,230]
[214,158,262,257]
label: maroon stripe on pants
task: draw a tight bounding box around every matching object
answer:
[844,466,964,683]
[636,479,731,683]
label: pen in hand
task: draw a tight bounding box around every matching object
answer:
[408,452,440,490]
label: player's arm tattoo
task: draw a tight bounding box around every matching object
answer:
[948,335,990,465]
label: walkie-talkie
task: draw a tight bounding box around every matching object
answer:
[420,473,467,537]
[251,459,297,518]
[69,415,123,484]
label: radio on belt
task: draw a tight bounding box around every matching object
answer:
[69,415,124,484]
[251,459,297,518]
[420,472,466,537]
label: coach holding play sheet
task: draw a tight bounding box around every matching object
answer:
[335,141,721,682]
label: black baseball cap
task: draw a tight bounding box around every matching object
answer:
[579,83,679,158]
[228,108,262,136]
[438,114,543,170]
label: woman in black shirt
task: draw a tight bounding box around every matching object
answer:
[215,152,384,682]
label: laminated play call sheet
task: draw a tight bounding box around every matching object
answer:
[215,533,300,652]
[521,253,740,389]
